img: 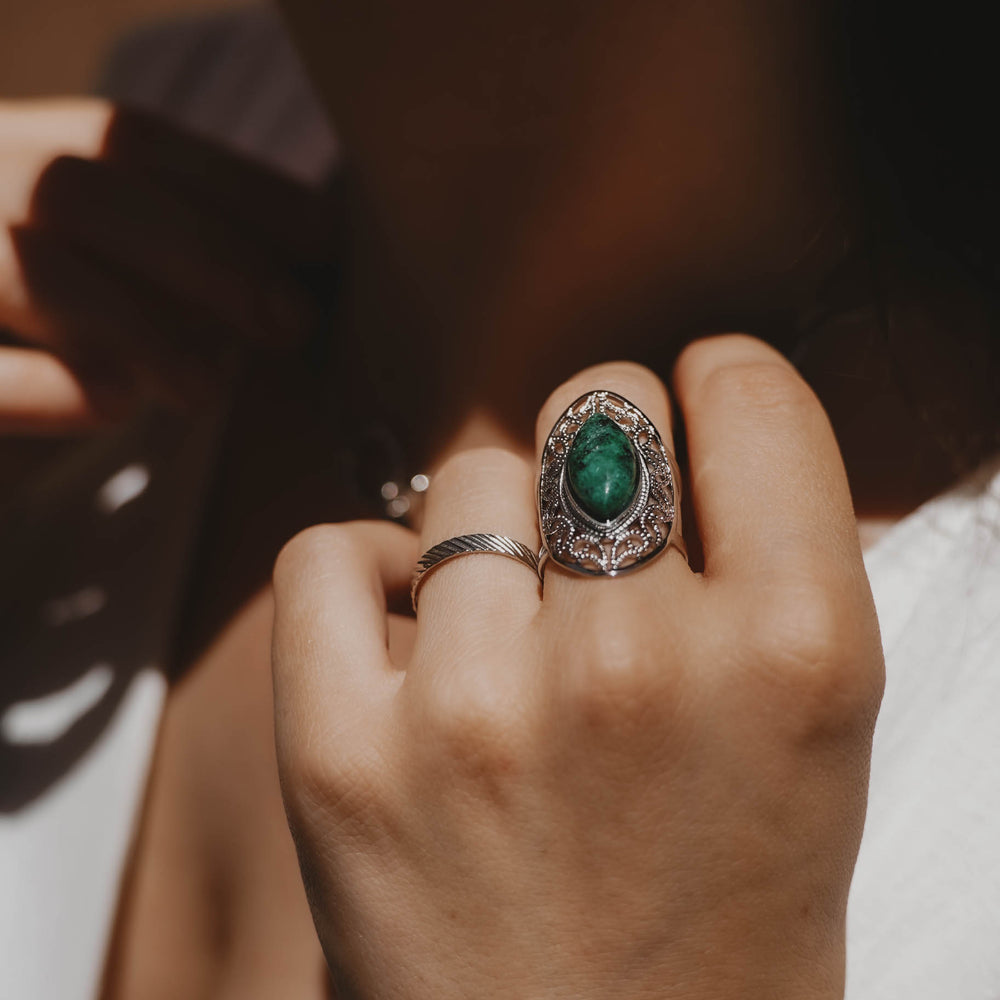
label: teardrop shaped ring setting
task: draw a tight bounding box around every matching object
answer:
[408,391,685,615]
[537,390,685,578]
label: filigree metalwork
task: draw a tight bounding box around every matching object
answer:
[537,391,680,576]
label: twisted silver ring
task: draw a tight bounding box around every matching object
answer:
[411,533,541,612]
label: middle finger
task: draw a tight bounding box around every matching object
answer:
[534,360,693,615]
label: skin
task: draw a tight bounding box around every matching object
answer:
[0,0,983,994]
[260,1,951,994]
[0,98,336,434]
[273,345,884,999]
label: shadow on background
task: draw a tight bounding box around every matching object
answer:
[0,4,340,812]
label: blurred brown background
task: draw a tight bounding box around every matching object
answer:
[1,0,248,96]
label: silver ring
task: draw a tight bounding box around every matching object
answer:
[411,533,541,612]
[537,390,685,578]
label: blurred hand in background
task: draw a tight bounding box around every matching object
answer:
[0,97,337,433]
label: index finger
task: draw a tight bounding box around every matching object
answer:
[271,521,417,757]
[672,334,862,585]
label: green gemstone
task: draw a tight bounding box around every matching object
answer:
[566,413,639,522]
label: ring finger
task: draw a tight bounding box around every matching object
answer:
[413,445,541,647]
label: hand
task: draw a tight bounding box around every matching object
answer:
[0,98,336,433]
[271,335,884,999]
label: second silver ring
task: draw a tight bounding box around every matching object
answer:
[410,533,541,612]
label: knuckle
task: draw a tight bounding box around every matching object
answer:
[281,735,383,829]
[674,333,774,382]
[749,586,882,729]
[283,739,335,813]
[698,360,817,423]
[560,604,672,727]
[273,523,355,589]
[422,671,530,776]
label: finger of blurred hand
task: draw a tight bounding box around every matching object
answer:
[0,99,111,221]
[29,155,318,345]
[7,224,235,408]
[103,107,340,261]
[0,98,337,262]
[0,345,131,433]
[672,334,862,587]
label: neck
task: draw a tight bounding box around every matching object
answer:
[293,0,852,363]
[307,0,969,514]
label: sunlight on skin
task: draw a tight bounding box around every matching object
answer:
[0,96,330,435]
[0,100,112,221]
[0,100,118,430]
[0,347,102,432]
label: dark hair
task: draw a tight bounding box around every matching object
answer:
[849,2,997,278]
[837,0,999,469]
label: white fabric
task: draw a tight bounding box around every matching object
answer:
[0,440,998,999]
[0,670,165,997]
[847,453,1000,998]
[0,411,222,1000]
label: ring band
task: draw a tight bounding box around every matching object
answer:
[537,531,686,581]
[411,533,541,611]
[537,389,685,578]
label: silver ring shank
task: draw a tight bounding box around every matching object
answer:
[411,533,541,612]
